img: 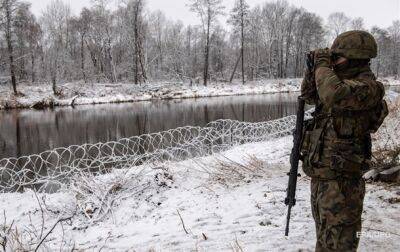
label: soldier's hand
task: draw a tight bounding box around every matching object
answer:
[314,48,331,68]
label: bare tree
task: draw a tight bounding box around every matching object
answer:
[25,13,42,83]
[12,2,42,83]
[70,9,91,82]
[189,0,224,86]
[119,0,147,84]
[370,27,391,78]
[0,0,20,94]
[327,12,350,37]
[388,21,400,78]
[131,0,147,84]
[41,0,71,95]
[85,0,117,83]
[350,17,365,30]
[229,0,250,84]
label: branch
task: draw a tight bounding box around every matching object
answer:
[34,215,74,252]
[176,210,189,235]
[33,190,45,240]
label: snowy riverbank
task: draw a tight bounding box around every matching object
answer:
[1,136,399,251]
[1,77,399,110]
[381,77,400,86]
[0,79,301,110]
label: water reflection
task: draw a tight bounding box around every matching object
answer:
[0,93,298,159]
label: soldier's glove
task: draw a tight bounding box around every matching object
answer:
[314,48,331,68]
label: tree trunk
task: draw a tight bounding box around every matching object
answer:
[5,0,17,94]
[52,73,57,94]
[134,21,139,84]
[203,8,211,87]
[81,34,87,83]
[52,48,58,95]
[133,1,143,84]
[105,37,115,83]
[240,0,245,85]
[31,51,35,83]
[85,41,100,80]
[229,53,241,83]
[138,32,147,82]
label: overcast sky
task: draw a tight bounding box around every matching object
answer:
[28,0,400,28]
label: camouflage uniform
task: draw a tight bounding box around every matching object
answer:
[300,31,388,252]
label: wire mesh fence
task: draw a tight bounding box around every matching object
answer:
[0,115,297,193]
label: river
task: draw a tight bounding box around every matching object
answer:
[0,93,298,159]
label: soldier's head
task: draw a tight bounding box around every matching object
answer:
[330,30,377,70]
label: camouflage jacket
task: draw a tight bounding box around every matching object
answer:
[301,59,388,179]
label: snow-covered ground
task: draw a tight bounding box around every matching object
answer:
[0,79,300,110]
[1,136,399,251]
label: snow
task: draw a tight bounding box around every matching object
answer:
[0,79,301,109]
[1,136,399,251]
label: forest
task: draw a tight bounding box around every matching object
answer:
[0,0,399,95]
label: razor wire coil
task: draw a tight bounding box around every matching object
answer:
[0,115,298,193]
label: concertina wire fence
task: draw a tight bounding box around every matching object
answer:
[0,115,299,193]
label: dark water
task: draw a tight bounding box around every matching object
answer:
[0,93,299,159]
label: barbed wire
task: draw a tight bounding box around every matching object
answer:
[0,115,298,193]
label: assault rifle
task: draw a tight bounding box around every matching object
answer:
[284,96,305,236]
[284,52,314,236]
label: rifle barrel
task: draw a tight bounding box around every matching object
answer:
[285,205,292,236]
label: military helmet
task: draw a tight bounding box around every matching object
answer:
[331,30,378,59]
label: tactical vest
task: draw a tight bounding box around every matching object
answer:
[301,71,388,179]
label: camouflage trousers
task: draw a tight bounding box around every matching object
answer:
[311,177,365,252]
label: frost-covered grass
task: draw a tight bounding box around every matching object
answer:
[0,79,301,109]
[366,95,400,182]
[373,96,400,153]
[1,136,399,251]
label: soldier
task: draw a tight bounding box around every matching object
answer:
[300,30,388,251]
